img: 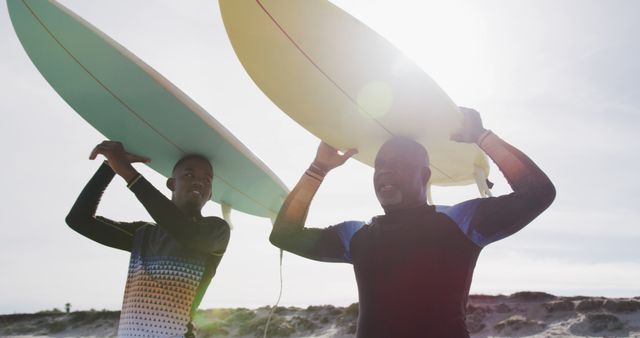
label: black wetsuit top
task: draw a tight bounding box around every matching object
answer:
[350,205,480,337]
[319,190,552,338]
[66,163,230,338]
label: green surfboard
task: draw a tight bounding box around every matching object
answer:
[8,0,289,220]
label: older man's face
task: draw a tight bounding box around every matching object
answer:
[373,140,430,212]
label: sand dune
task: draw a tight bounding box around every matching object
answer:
[2,292,639,337]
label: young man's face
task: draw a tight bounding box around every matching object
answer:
[169,156,213,213]
[373,139,430,212]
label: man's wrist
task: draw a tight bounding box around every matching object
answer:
[126,173,142,188]
[476,129,492,146]
[115,164,139,185]
[305,163,327,182]
[310,162,328,175]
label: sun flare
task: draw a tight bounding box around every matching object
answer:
[331,0,496,104]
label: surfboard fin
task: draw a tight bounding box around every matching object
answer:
[474,165,492,198]
[221,203,233,229]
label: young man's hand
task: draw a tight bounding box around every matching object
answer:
[450,107,488,144]
[311,142,358,175]
[89,140,150,183]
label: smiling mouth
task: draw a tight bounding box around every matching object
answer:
[378,184,396,192]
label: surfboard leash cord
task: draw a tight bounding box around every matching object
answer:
[263,248,284,338]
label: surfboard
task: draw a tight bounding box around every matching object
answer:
[220,0,491,192]
[8,0,289,220]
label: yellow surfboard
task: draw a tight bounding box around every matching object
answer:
[220,0,490,193]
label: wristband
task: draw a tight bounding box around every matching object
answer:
[476,129,493,147]
[126,173,142,188]
[309,163,327,176]
[305,169,324,182]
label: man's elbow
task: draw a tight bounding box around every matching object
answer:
[65,212,79,230]
[537,180,557,211]
[269,224,296,251]
[269,229,286,249]
[65,208,86,231]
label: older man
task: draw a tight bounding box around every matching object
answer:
[270,108,556,337]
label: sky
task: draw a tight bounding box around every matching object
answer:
[1,0,639,314]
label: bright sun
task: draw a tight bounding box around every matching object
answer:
[331,0,496,105]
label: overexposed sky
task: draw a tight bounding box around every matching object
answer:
[1,0,638,314]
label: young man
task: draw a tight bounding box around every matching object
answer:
[66,140,230,338]
[270,108,556,337]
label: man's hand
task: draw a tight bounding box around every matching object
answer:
[450,107,488,144]
[311,142,358,174]
[89,141,149,183]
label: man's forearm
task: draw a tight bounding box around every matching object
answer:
[270,142,357,258]
[478,131,555,197]
[66,162,115,225]
[272,169,324,234]
[459,131,556,246]
[65,162,138,251]
[270,161,352,260]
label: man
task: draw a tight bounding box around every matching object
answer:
[270,108,556,337]
[66,140,230,338]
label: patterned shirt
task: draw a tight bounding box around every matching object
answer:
[66,163,230,337]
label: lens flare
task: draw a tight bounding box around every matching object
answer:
[356,80,394,119]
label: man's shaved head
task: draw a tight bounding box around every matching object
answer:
[378,137,430,168]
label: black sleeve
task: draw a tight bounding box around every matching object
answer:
[199,216,231,257]
[127,176,231,255]
[466,134,556,246]
[65,163,146,252]
[270,221,362,263]
[466,189,554,246]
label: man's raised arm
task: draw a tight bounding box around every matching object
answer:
[65,142,150,252]
[449,107,556,247]
[270,142,357,262]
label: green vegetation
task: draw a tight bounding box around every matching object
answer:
[2,294,638,337]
